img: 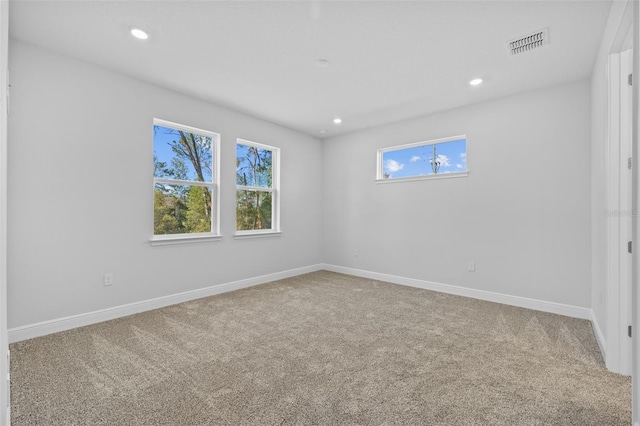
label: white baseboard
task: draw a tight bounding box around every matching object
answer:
[7,263,596,344]
[8,264,323,343]
[322,264,592,320]
[590,309,607,362]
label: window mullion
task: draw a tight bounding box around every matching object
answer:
[154,178,213,187]
[236,185,273,193]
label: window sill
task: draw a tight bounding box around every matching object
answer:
[234,231,282,240]
[150,234,223,246]
[376,171,469,184]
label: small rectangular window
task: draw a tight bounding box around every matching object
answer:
[377,136,467,181]
[236,139,280,235]
[153,119,220,239]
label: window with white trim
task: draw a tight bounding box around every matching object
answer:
[153,119,220,239]
[377,135,468,182]
[236,139,280,234]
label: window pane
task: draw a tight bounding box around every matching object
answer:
[154,184,212,235]
[382,138,467,179]
[236,144,272,187]
[236,190,272,231]
[154,125,213,182]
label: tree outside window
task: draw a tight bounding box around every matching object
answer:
[236,140,279,233]
[153,120,219,237]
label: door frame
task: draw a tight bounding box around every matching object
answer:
[606,0,635,375]
[0,0,8,424]
[632,1,639,423]
[607,46,633,375]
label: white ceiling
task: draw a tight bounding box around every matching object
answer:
[9,0,612,138]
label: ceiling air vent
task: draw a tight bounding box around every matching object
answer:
[508,28,549,55]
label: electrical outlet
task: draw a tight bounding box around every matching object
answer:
[103,273,114,286]
[468,262,476,272]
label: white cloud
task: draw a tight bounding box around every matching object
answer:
[410,155,420,163]
[459,152,467,163]
[436,154,450,167]
[385,159,404,173]
[456,164,463,169]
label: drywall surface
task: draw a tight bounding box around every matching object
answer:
[323,79,591,308]
[7,41,323,328]
[590,36,608,342]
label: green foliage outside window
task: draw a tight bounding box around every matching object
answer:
[153,126,277,236]
[236,144,273,231]
[153,125,214,235]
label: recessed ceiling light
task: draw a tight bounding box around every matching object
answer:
[130,27,149,40]
[469,78,483,86]
[315,59,330,68]
[333,118,342,124]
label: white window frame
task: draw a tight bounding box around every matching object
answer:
[235,138,280,238]
[151,118,221,246]
[376,134,469,183]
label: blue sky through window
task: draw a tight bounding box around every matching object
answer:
[153,125,213,182]
[382,138,466,178]
[236,144,272,187]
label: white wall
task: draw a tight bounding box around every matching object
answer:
[7,40,323,329]
[590,20,611,346]
[323,80,591,309]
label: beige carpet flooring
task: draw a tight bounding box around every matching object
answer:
[10,271,631,425]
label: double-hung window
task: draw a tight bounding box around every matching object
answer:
[152,119,220,243]
[236,139,280,236]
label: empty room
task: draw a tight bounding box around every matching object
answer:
[0,0,638,425]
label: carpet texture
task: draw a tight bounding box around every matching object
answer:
[10,271,631,425]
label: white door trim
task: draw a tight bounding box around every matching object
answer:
[607,51,622,372]
[606,49,634,376]
[0,0,9,424]
[620,48,633,375]
[631,0,639,423]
